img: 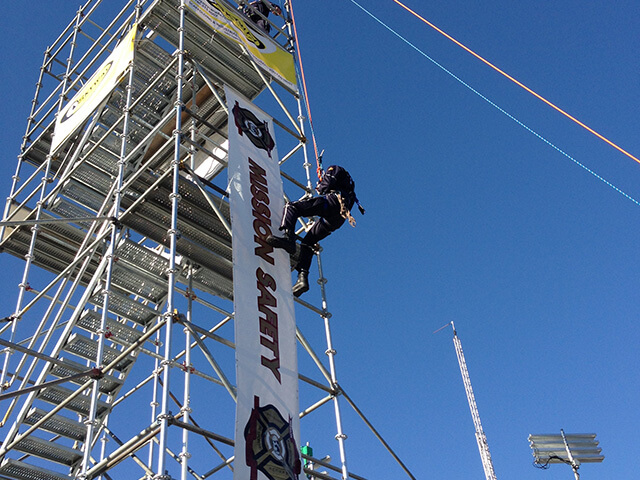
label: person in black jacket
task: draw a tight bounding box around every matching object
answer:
[240,0,282,34]
[267,165,364,297]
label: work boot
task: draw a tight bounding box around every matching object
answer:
[292,270,309,297]
[266,229,296,255]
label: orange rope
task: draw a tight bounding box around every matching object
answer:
[394,0,640,167]
[288,0,323,179]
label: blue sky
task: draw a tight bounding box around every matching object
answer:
[1,1,639,479]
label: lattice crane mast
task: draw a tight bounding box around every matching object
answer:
[450,321,498,480]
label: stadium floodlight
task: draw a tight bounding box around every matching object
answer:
[528,430,603,480]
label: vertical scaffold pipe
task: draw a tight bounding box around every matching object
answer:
[156,1,187,477]
[316,251,349,480]
[180,268,194,480]
[149,328,162,469]
[180,70,198,480]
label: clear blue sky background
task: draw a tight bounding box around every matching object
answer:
[1,1,639,479]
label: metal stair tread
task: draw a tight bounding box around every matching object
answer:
[111,263,166,304]
[90,290,158,326]
[37,385,109,417]
[115,240,170,278]
[145,176,232,243]
[14,435,82,466]
[63,333,134,372]
[24,408,85,442]
[0,459,71,480]
[1,229,98,284]
[50,358,122,395]
[140,0,266,98]
[191,266,233,301]
[121,205,232,278]
[78,310,144,345]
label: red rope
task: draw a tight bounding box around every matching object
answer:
[289,0,322,179]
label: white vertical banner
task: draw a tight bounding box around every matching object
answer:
[226,86,301,480]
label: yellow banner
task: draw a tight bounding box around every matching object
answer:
[187,0,297,93]
[52,24,138,154]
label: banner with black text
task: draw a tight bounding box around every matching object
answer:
[227,87,301,480]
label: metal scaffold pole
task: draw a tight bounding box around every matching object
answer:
[155,2,187,477]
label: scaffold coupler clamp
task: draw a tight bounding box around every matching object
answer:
[109,216,123,230]
[89,367,104,380]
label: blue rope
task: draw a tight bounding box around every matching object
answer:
[347,0,640,207]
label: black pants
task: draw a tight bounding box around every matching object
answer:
[280,193,345,272]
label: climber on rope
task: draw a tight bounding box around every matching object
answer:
[238,0,283,34]
[266,165,365,297]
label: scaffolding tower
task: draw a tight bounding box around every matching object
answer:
[0,1,369,479]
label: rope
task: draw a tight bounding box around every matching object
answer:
[393,0,640,167]
[345,0,640,207]
[288,0,323,179]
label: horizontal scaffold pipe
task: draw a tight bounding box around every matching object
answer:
[11,230,112,320]
[280,169,309,193]
[278,142,305,167]
[25,3,140,142]
[102,425,155,477]
[0,337,84,374]
[160,374,234,469]
[7,161,47,202]
[202,456,234,478]
[85,418,170,479]
[45,0,96,55]
[300,394,334,419]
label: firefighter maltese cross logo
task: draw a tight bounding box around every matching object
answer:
[244,396,301,480]
[232,101,275,158]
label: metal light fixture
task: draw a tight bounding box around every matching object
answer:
[529,430,603,480]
